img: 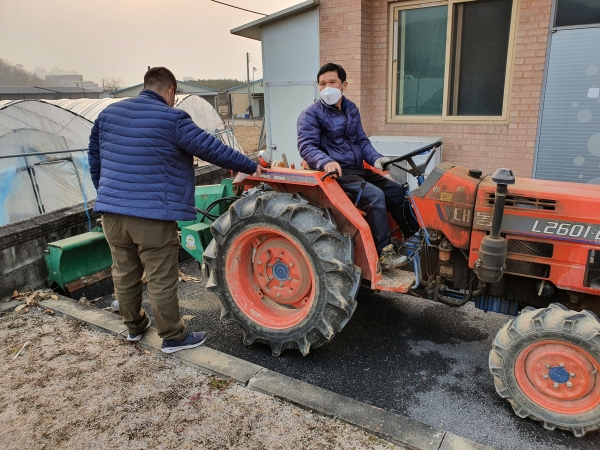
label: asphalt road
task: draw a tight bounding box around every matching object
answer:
[96,258,600,450]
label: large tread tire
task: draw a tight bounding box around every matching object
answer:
[490,303,600,437]
[203,192,361,356]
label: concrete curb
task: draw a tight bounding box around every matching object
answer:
[15,296,493,450]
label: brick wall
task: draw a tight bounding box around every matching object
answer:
[319,0,552,177]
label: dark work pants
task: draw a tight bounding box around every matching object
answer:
[337,169,420,255]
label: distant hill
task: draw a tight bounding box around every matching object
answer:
[186,78,244,91]
[0,59,43,86]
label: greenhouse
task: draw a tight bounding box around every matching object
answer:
[0,95,241,227]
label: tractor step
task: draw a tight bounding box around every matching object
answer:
[375,268,416,293]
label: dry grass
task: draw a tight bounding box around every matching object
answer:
[231,123,264,155]
[0,309,399,450]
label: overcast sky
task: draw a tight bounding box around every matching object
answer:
[0,0,300,86]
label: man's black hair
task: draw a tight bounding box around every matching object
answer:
[317,63,346,83]
[144,67,177,92]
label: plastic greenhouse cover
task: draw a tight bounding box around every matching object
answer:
[0,95,240,226]
[0,100,95,226]
[175,95,242,152]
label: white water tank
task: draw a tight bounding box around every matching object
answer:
[368,136,442,191]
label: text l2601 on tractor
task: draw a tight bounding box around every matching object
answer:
[201,141,600,437]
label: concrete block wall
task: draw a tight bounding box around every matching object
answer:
[319,0,552,177]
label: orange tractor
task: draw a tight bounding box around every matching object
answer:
[202,142,600,436]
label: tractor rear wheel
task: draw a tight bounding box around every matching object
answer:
[490,303,600,437]
[203,192,361,356]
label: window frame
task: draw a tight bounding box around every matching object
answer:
[387,0,520,125]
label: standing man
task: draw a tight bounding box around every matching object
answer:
[89,67,260,353]
[297,63,420,269]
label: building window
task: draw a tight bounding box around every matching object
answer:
[389,0,518,123]
[555,0,600,28]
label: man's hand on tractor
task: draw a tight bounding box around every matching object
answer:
[254,165,263,176]
[374,156,391,171]
[324,161,342,178]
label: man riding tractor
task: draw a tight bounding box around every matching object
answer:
[297,63,420,270]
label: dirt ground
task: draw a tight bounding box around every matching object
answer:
[0,308,399,450]
[228,121,264,155]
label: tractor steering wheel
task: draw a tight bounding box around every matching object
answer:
[381,140,443,182]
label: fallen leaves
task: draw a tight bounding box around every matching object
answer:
[13,290,58,313]
[14,304,29,313]
[179,271,202,283]
[181,315,195,321]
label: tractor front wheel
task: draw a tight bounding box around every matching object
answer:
[203,192,361,356]
[490,303,600,436]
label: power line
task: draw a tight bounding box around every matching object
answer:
[210,0,267,16]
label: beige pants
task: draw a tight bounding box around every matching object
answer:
[102,213,186,341]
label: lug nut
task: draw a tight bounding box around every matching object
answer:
[545,364,551,369]
[553,383,559,389]
[267,264,272,268]
[543,375,549,379]
[567,382,573,388]
[276,293,281,298]
[279,282,284,287]
[570,373,576,378]
[258,261,262,265]
[559,362,565,367]
[276,258,281,262]
[289,262,294,267]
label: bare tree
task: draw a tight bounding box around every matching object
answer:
[102,77,124,93]
[0,59,43,86]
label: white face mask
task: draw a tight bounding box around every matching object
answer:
[320,87,342,105]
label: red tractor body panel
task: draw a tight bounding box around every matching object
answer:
[410,164,600,296]
[471,175,600,296]
[410,165,480,250]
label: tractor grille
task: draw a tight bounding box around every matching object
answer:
[507,239,554,258]
[584,250,600,289]
[505,258,550,278]
[486,194,556,211]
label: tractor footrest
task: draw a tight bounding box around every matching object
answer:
[376,268,416,293]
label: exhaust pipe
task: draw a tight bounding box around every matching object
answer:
[474,168,515,284]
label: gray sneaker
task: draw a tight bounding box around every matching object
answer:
[127,319,151,342]
[379,244,409,270]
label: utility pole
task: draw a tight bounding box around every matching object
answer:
[246,52,252,119]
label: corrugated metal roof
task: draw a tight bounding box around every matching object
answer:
[39,86,104,93]
[231,0,319,41]
[0,87,52,94]
[112,80,218,95]
[225,79,264,93]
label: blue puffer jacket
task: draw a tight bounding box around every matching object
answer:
[297,97,382,171]
[88,90,256,221]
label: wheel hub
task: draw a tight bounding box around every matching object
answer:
[226,228,316,330]
[515,340,600,414]
[252,237,311,306]
[272,262,290,281]
[548,366,570,384]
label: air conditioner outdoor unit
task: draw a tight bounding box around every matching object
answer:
[368,136,442,191]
